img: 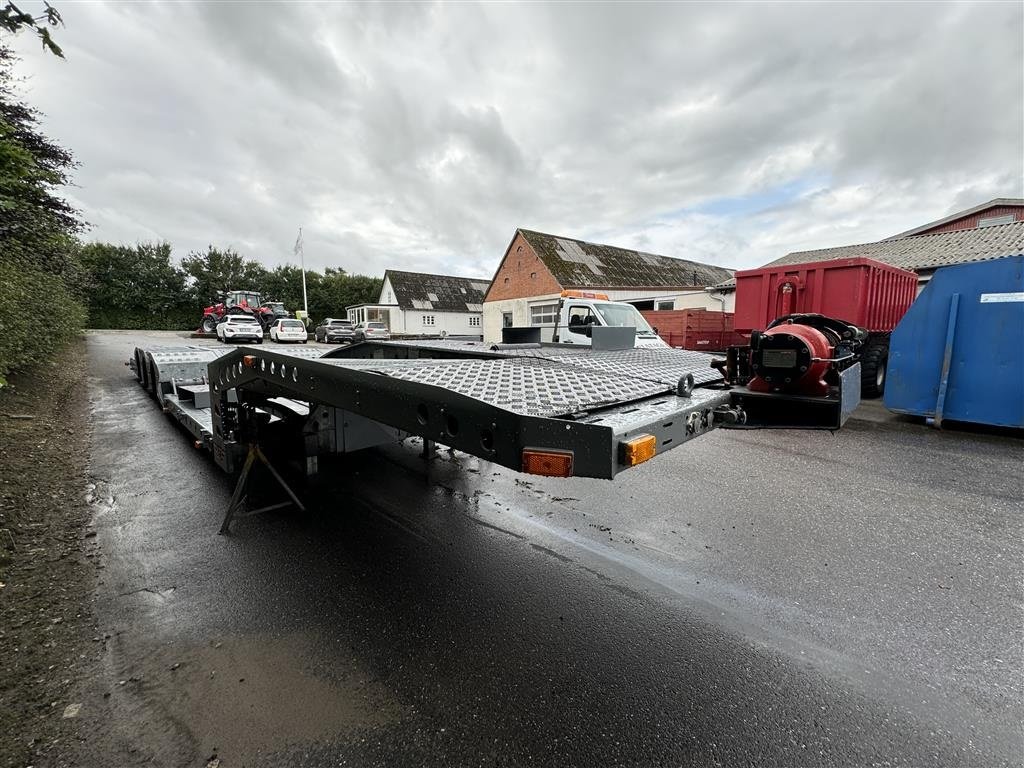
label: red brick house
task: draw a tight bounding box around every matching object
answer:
[482,229,733,342]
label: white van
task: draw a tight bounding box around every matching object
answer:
[552,291,668,348]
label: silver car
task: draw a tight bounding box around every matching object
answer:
[352,322,391,342]
[315,318,356,344]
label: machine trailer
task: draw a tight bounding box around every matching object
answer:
[129,319,861,532]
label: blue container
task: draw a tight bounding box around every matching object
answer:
[885,256,1024,428]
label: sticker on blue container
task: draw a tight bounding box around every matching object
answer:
[979,292,1024,303]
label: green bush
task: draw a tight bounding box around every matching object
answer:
[0,256,85,384]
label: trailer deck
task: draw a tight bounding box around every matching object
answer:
[130,338,858,484]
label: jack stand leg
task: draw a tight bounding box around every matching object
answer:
[219,446,258,535]
[254,446,306,513]
[422,438,435,460]
[219,444,308,535]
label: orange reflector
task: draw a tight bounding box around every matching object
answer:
[620,434,657,467]
[560,289,609,300]
[522,449,574,477]
[242,355,257,368]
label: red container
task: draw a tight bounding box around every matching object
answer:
[640,309,747,351]
[733,257,917,333]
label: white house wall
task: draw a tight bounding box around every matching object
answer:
[483,293,561,343]
[379,276,397,306]
[612,289,728,311]
[399,310,482,337]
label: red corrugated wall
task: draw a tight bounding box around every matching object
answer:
[914,206,1024,235]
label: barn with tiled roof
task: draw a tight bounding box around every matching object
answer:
[483,228,735,342]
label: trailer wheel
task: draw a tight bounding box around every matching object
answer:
[860,340,889,399]
[148,359,160,398]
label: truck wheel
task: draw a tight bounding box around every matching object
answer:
[202,315,217,333]
[860,341,889,399]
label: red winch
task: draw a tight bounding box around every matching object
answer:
[746,314,866,397]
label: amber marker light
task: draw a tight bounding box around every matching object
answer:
[620,434,656,467]
[521,449,574,477]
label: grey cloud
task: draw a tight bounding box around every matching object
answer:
[7,0,1021,276]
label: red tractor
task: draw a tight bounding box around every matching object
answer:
[200,290,284,333]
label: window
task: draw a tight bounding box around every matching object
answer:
[530,272,537,279]
[979,214,1015,228]
[593,302,657,337]
[503,277,510,284]
[469,316,481,327]
[423,315,435,326]
[502,312,513,328]
[530,303,558,325]
[657,300,674,311]
[567,307,596,328]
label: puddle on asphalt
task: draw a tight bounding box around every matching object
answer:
[136,633,404,762]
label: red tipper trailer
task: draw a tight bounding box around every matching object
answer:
[734,257,917,398]
[639,309,747,351]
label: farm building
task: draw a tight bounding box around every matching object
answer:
[884,197,1024,239]
[713,198,1024,297]
[346,269,490,337]
[482,229,734,343]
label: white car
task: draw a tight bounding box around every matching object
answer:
[269,318,308,344]
[217,314,263,344]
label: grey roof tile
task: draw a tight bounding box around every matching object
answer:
[386,270,489,313]
[762,221,1024,273]
[519,229,734,289]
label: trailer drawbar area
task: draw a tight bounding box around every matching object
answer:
[129,317,861,532]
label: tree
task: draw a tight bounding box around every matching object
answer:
[1,2,64,58]
[180,246,268,305]
[78,242,193,329]
[261,264,315,313]
[309,269,381,320]
[0,44,82,382]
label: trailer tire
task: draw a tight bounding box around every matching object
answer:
[860,340,889,399]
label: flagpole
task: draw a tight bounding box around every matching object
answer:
[296,226,308,318]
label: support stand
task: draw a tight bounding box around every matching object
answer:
[219,443,306,535]
[421,438,435,460]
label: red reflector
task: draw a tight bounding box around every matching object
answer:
[522,449,574,477]
[242,355,257,368]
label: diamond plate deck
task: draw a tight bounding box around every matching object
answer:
[138,339,722,420]
[356,340,721,387]
[321,357,669,417]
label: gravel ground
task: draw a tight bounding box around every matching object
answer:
[0,339,100,768]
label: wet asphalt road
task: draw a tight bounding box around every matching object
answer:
[75,331,1022,767]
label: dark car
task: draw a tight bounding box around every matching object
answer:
[352,321,391,342]
[315,318,356,344]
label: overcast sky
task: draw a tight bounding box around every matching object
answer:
[8,1,1023,277]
